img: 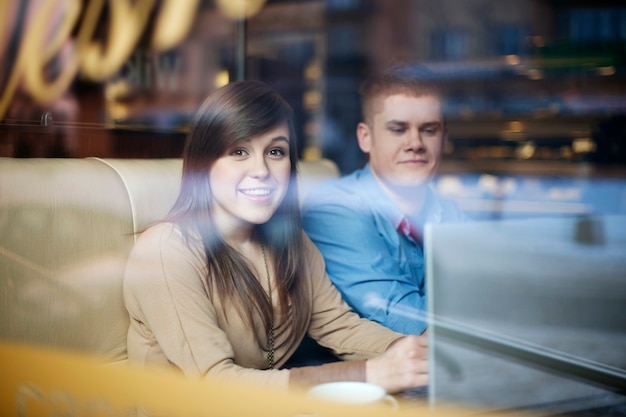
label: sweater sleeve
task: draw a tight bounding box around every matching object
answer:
[289,359,366,388]
[286,235,404,388]
[302,234,404,359]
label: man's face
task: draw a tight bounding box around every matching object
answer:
[357,94,446,192]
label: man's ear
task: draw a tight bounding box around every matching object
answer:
[356,122,372,153]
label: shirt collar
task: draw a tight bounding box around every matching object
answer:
[358,163,443,232]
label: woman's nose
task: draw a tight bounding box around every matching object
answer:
[250,155,270,178]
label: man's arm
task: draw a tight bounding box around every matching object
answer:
[302,202,427,335]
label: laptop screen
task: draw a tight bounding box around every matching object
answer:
[424,215,626,416]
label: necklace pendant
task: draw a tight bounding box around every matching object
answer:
[261,243,275,370]
[267,327,275,369]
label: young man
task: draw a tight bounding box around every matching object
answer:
[302,65,465,335]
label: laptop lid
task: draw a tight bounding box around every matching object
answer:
[424,215,626,415]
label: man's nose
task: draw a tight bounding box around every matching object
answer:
[405,129,425,151]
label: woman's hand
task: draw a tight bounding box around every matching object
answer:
[365,335,428,393]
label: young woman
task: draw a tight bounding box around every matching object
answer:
[123,80,428,392]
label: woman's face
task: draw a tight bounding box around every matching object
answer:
[209,121,292,232]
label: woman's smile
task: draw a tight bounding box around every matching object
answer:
[239,187,274,201]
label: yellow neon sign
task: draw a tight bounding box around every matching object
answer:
[0,0,200,120]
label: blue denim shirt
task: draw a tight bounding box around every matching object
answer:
[302,163,465,335]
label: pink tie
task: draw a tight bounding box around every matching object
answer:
[398,218,422,245]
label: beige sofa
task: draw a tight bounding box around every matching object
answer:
[0,157,339,365]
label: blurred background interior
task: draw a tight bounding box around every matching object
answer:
[1,0,625,219]
[1,2,625,415]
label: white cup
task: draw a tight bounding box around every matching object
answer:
[307,381,398,409]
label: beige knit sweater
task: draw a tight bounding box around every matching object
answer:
[123,222,403,391]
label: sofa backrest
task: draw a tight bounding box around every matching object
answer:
[0,157,339,364]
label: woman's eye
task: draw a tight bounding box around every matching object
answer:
[268,147,287,157]
[231,148,248,157]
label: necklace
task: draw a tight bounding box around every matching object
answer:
[260,244,275,369]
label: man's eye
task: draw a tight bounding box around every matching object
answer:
[423,128,439,135]
[389,127,406,134]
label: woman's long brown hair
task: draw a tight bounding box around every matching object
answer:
[167,80,309,350]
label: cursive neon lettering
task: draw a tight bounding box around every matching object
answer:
[0,0,199,120]
[23,0,81,104]
[151,0,201,52]
[78,0,157,81]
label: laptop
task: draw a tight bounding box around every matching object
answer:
[424,215,626,416]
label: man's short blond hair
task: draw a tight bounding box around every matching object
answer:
[359,64,445,125]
